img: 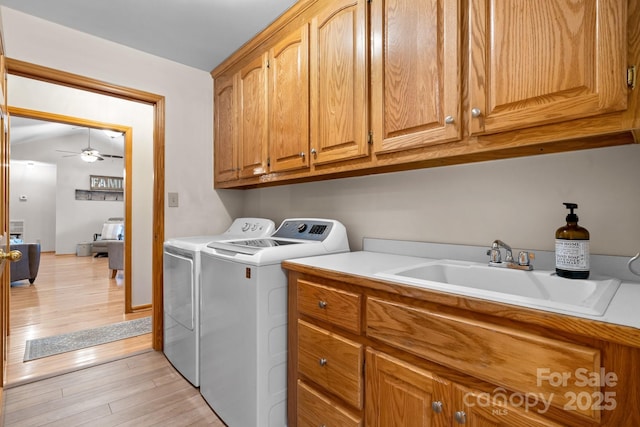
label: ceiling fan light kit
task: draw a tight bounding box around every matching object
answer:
[80,151,100,162]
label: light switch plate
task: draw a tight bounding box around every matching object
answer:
[168,192,179,207]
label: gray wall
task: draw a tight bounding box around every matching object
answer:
[244,143,640,257]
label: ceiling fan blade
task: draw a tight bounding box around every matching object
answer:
[56,149,79,154]
[101,154,124,159]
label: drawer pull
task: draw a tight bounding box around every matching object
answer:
[454,410,467,424]
[318,300,328,309]
[319,357,328,367]
[431,400,443,414]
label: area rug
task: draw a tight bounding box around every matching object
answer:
[23,317,152,362]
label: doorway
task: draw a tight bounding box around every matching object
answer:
[3,59,165,383]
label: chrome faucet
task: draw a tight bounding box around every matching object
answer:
[487,240,534,271]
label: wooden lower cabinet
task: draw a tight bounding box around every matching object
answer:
[366,349,562,427]
[298,380,362,427]
[452,384,563,427]
[366,349,451,427]
[286,271,640,427]
[298,320,363,409]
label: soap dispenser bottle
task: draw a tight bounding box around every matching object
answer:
[555,202,590,279]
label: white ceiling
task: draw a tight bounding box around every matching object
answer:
[10,116,124,164]
[0,0,298,71]
[1,1,298,162]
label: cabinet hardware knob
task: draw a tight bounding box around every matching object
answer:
[431,401,443,413]
[319,358,327,366]
[471,108,482,118]
[318,300,327,309]
[454,410,467,424]
[444,115,455,124]
[300,152,305,158]
[310,148,317,155]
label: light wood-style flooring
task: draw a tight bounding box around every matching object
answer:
[2,252,222,425]
[2,350,223,426]
[6,253,150,385]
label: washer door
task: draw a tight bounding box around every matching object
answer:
[163,250,195,329]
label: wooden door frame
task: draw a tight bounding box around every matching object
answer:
[6,58,165,351]
[8,107,133,311]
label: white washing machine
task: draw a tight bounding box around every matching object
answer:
[199,218,350,427]
[162,218,275,386]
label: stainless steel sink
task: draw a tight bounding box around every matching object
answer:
[375,259,620,316]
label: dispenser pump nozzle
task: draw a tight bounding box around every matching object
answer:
[563,202,579,222]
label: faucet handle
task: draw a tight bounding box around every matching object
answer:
[487,247,502,263]
[518,251,535,266]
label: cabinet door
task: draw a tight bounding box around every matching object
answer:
[371,0,461,154]
[269,24,310,173]
[238,54,269,178]
[366,349,450,427]
[310,0,368,165]
[453,384,563,427]
[468,0,627,135]
[213,73,238,184]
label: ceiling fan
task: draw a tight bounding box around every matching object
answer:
[56,128,124,162]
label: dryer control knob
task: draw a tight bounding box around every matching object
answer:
[297,223,307,233]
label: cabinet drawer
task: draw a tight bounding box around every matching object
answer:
[298,320,363,409]
[366,297,602,420]
[297,380,362,427]
[298,279,362,334]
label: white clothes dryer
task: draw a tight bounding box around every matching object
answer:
[162,218,275,386]
[199,218,349,427]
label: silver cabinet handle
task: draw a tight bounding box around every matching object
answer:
[471,108,482,118]
[444,115,455,124]
[431,401,443,414]
[318,300,327,309]
[310,148,317,155]
[300,152,305,158]
[454,410,467,424]
[319,358,327,366]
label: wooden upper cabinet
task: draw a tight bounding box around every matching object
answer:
[310,0,368,165]
[213,73,238,184]
[238,54,269,178]
[371,0,461,154]
[468,0,628,135]
[268,25,310,173]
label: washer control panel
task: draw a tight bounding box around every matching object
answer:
[272,219,335,241]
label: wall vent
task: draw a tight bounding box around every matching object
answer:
[9,220,25,239]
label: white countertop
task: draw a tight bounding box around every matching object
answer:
[284,249,640,330]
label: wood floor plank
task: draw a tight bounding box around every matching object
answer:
[42,403,113,427]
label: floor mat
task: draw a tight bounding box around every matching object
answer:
[23,317,152,362]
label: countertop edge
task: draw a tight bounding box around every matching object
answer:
[282,257,640,350]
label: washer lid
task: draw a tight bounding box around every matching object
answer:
[202,219,350,265]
